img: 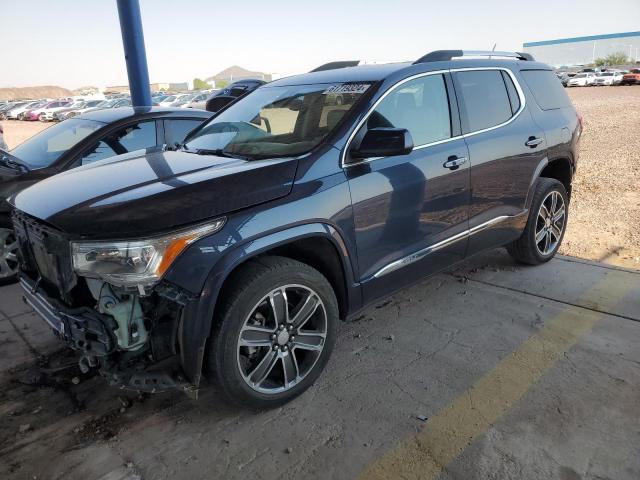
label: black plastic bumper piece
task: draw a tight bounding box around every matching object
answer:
[20,276,117,356]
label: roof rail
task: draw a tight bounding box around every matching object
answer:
[310,60,360,72]
[414,50,534,64]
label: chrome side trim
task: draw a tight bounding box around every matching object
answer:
[342,67,527,168]
[371,212,526,279]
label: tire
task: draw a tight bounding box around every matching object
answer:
[0,219,19,285]
[208,256,338,409]
[507,178,568,265]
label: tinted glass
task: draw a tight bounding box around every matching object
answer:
[364,74,451,145]
[81,121,156,165]
[501,71,521,114]
[455,70,512,133]
[164,119,203,146]
[11,118,103,168]
[187,83,371,159]
[521,70,572,110]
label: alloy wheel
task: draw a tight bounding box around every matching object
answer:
[535,191,566,256]
[237,284,327,394]
[0,228,19,279]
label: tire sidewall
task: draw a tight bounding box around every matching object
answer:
[528,179,569,263]
[213,263,338,408]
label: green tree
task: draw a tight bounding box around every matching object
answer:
[215,79,229,89]
[192,78,209,90]
[594,51,629,67]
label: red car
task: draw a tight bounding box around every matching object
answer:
[621,69,640,85]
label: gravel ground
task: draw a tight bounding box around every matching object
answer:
[562,86,640,268]
[1,86,639,268]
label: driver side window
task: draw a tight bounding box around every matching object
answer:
[80,121,157,165]
[362,74,452,146]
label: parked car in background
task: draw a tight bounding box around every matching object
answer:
[567,73,596,87]
[205,79,266,113]
[0,107,213,283]
[183,92,209,109]
[6,101,41,120]
[38,102,81,122]
[23,101,67,121]
[594,71,624,86]
[52,100,91,121]
[555,72,570,87]
[621,69,640,85]
[8,50,581,408]
[158,95,178,107]
[0,101,29,120]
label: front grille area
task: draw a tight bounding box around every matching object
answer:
[12,209,77,303]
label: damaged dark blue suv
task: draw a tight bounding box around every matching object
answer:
[10,50,581,408]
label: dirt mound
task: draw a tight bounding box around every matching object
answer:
[0,85,73,101]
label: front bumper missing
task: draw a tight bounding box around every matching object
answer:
[20,275,197,396]
[20,276,117,355]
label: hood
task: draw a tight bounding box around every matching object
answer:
[10,149,298,238]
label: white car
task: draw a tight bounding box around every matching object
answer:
[158,95,178,107]
[594,71,624,86]
[6,101,41,120]
[181,92,208,108]
[567,73,596,87]
[39,101,75,121]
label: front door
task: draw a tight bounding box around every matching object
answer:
[344,72,471,304]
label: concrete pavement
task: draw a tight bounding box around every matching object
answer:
[0,250,638,480]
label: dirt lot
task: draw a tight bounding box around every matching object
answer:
[2,86,639,269]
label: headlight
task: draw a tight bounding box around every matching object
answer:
[71,218,225,287]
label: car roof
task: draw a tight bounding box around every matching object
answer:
[269,62,412,86]
[75,106,213,123]
[268,59,552,87]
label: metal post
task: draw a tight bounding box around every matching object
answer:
[116,0,152,106]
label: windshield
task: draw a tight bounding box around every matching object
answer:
[574,74,586,78]
[11,118,102,168]
[184,83,372,160]
[599,73,613,77]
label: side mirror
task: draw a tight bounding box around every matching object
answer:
[350,127,414,160]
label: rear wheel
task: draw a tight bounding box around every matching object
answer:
[0,222,19,285]
[208,256,338,409]
[507,178,568,265]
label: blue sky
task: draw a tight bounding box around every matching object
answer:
[2,0,639,88]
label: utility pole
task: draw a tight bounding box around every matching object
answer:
[116,0,152,106]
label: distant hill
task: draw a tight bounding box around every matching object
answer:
[0,85,73,101]
[205,65,271,83]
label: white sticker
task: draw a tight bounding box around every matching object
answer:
[323,83,370,95]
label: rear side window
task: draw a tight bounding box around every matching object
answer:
[521,70,571,110]
[454,70,513,133]
[501,71,521,114]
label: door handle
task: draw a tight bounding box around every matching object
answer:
[443,156,468,170]
[525,136,543,148]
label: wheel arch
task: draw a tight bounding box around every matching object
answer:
[178,222,359,387]
[539,156,573,198]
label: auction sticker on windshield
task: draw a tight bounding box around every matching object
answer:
[323,83,371,94]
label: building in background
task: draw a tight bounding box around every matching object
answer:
[206,65,272,86]
[523,31,640,68]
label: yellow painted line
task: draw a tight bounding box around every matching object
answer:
[361,272,633,480]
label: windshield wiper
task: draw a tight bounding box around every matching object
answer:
[191,148,250,161]
[0,151,31,173]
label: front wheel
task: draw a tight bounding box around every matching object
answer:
[507,178,568,265]
[208,256,338,409]
[0,224,19,285]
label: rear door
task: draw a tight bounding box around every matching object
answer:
[452,68,546,255]
[345,72,471,304]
